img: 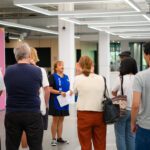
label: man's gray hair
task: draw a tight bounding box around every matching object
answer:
[14,42,31,61]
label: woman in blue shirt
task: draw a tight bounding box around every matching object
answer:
[49,61,71,146]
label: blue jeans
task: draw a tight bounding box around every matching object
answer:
[135,126,150,150]
[114,110,135,150]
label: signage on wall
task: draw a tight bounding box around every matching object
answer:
[0,28,6,110]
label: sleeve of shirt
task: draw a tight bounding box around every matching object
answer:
[133,74,143,93]
[112,76,120,92]
[41,68,49,87]
[0,70,5,91]
[48,74,55,88]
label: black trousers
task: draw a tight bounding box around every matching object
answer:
[5,112,43,150]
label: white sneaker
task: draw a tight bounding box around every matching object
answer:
[51,139,57,146]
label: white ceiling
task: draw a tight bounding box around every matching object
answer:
[0,0,150,41]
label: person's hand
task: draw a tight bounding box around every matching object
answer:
[70,90,73,96]
[131,123,138,134]
[61,92,66,97]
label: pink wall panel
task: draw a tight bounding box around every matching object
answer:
[0,28,6,110]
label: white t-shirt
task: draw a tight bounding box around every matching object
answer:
[0,70,5,91]
[112,74,135,110]
[73,73,105,112]
[40,67,49,115]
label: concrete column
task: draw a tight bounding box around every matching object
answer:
[58,4,75,87]
[98,32,110,88]
[120,40,129,52]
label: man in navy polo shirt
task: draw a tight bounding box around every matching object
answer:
[4,42,44,150]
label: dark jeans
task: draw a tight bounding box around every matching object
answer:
[5,112,43,150]
[135,126,150,150]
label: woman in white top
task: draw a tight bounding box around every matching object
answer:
[112,58,137,150]
[21,47,49,148]
[74,56,106,150]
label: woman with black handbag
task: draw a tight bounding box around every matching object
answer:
[73,56,106,150]
[112,58,137,150]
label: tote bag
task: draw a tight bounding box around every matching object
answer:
[112,76,127,116]
[102,77,120,124]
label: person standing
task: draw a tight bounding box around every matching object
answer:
[4,42,44,150]
[112,58,137,150]
[73,56,106,150]
[21,47,50,148]
[49,61,71,146]
[119,51,131,61]
[131,42,150,150]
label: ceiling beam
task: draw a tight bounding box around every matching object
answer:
[0,20,58,35]
[86,21,150,26]
[110,28,150,33]
[14,0,118,5]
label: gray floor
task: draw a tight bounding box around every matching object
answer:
[0,105,117,150]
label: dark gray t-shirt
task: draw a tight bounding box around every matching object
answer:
[133,68,150,129]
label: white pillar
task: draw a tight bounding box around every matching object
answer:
[58,4,75,87]
[120,40,129,52]
[98,32,110,88]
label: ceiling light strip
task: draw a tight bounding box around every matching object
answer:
[91,23,150,28]
[143,15,150,21]
[15,2,141,17]
[89,26,116,35]
[0,20,58,35]
[16,4,52,16]
[124,0,141,12]
[14,0,122,5]
[60,18,81,25]
[119,33,150,36]
[120,36,150,39]
[109,28,150,33]
[87,21,149,25]
[73,12,142,18]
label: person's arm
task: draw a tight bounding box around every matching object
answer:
[112,76,120,96]
[49,87,66,97]
[131,74,142,133]
[131,91,141,133]
[43,86,50,107]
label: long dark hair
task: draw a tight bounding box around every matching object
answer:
[120,58,138,76]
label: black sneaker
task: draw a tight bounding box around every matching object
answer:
[57,138,69,144]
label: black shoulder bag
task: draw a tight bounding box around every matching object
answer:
[102,77,120,124]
